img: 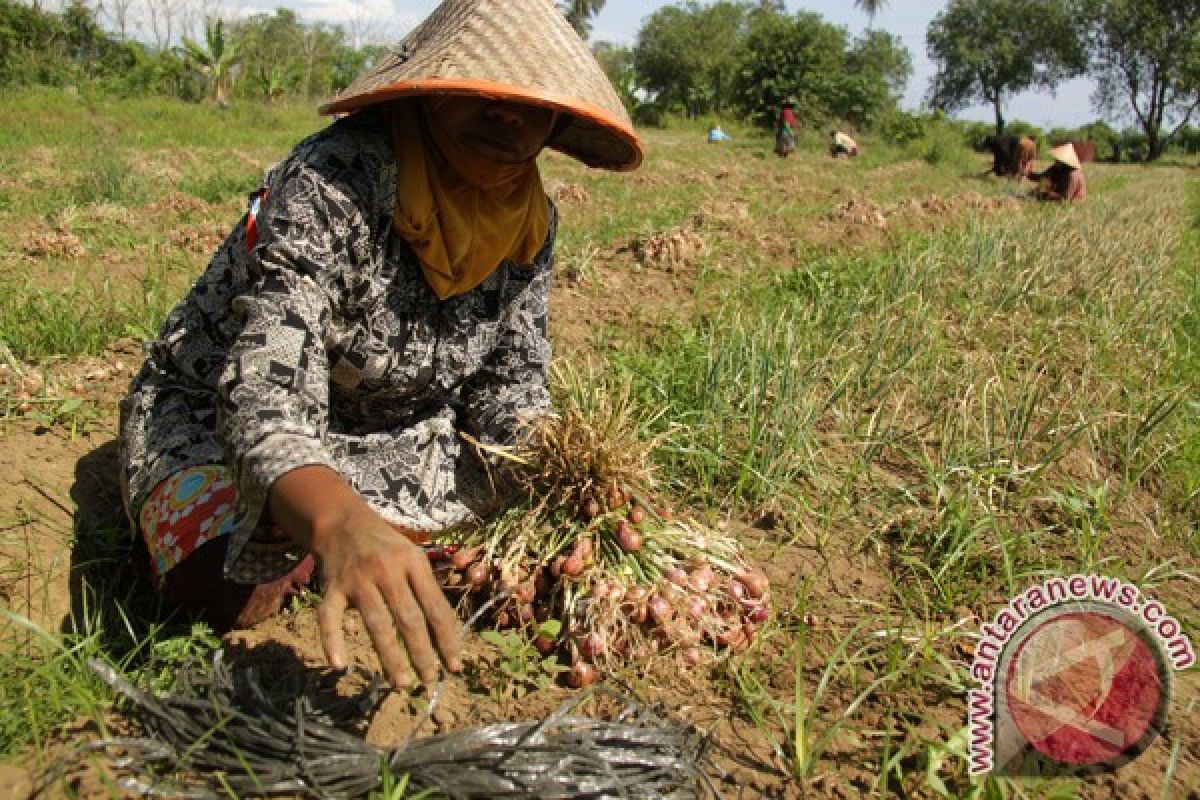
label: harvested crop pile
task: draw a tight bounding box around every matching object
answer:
[22,226,85,259]
[632,227,706,271]
[447,363,770,686]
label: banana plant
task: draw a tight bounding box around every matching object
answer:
[182,16,240,106]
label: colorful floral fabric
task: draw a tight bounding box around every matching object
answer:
[139,465,238,581]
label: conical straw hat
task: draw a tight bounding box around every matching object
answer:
[319,0,642,171]
[1050,142,1081,170]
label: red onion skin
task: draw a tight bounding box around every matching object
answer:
[550,555,566,578]
[563,553,585,577]
[514,581,537,604]
[616,526,642,553]
[533,635,557,656]
[451,546,481,571]
[583,499,601,519]
[726,580,747,602]
[739,569,769,599]
[466,562,489,587]
[578,632,606,661]
[568,662,598,688]
[687,596,708,619]
[746,604,770,624]
[683,647,702,667]
[628,506,646,524]
[574,537,594,560]
[666,567,689,587]
[647,595,674,625]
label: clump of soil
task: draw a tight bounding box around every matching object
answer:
[149,191,213,216]
[826,198,890,230]
[22,226,85,259]
[632,227,706,272]
[169,224,226,254]
[823,191,1026,234]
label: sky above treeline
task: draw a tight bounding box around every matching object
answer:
[243,0,1101,128]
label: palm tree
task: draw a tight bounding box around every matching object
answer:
[182,17,240,106]
[853,0,889,30]
[558,0,605,40]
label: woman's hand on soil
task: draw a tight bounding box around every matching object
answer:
[268,466,462,688]
[312,510,464,687]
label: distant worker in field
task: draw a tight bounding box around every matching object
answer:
[707,124,731,143]
[117,0,641,690]
[774,97,798,157]
[1028,142,1087,203]
[830,130,859,158]
[1012,135,1037,179]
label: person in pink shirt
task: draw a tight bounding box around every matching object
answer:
[774,96,798,157]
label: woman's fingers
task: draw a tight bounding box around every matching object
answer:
[358,585,417,688]
[408,562,464,674]
[317,590,349,670]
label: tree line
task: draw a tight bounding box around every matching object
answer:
[2,0,1196,160]
[927,0,1198,160]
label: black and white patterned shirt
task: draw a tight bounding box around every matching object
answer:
[119,108,554,582]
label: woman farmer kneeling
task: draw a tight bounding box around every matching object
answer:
[118,0,642,689]
[1028,143,1086,203]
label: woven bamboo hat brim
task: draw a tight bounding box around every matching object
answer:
[319,0,642,171]
[1050,143,1081,170]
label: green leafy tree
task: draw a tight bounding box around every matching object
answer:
[558,0,605,39]
[1080,0,1200,160]
[633,1,748,117]
[847,29,912,98]
[230,9,307,100]
[181,16,239,105]
[926,0,1086,134]
[731,10,847,126]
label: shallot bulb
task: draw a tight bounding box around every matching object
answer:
[567,662,598,688]
[666,567,689,587]
[451,546,482,571]
[563,552,585,577]
[616,521,642,553]
[466,562,489,588]
[582,498,601,519]
[738,569,769,599]
[647,594,674,625]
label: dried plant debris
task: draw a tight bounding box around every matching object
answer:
[86,653,720,799]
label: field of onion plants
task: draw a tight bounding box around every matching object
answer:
[0,88,1196,798]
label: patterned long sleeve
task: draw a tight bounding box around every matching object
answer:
[217,142,382,562]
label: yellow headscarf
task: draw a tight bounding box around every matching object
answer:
[389,101,550,300]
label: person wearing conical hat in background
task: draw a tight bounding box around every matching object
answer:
[1027,142,1087,203]
[117,0,641,689]
[774,96,798,157]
